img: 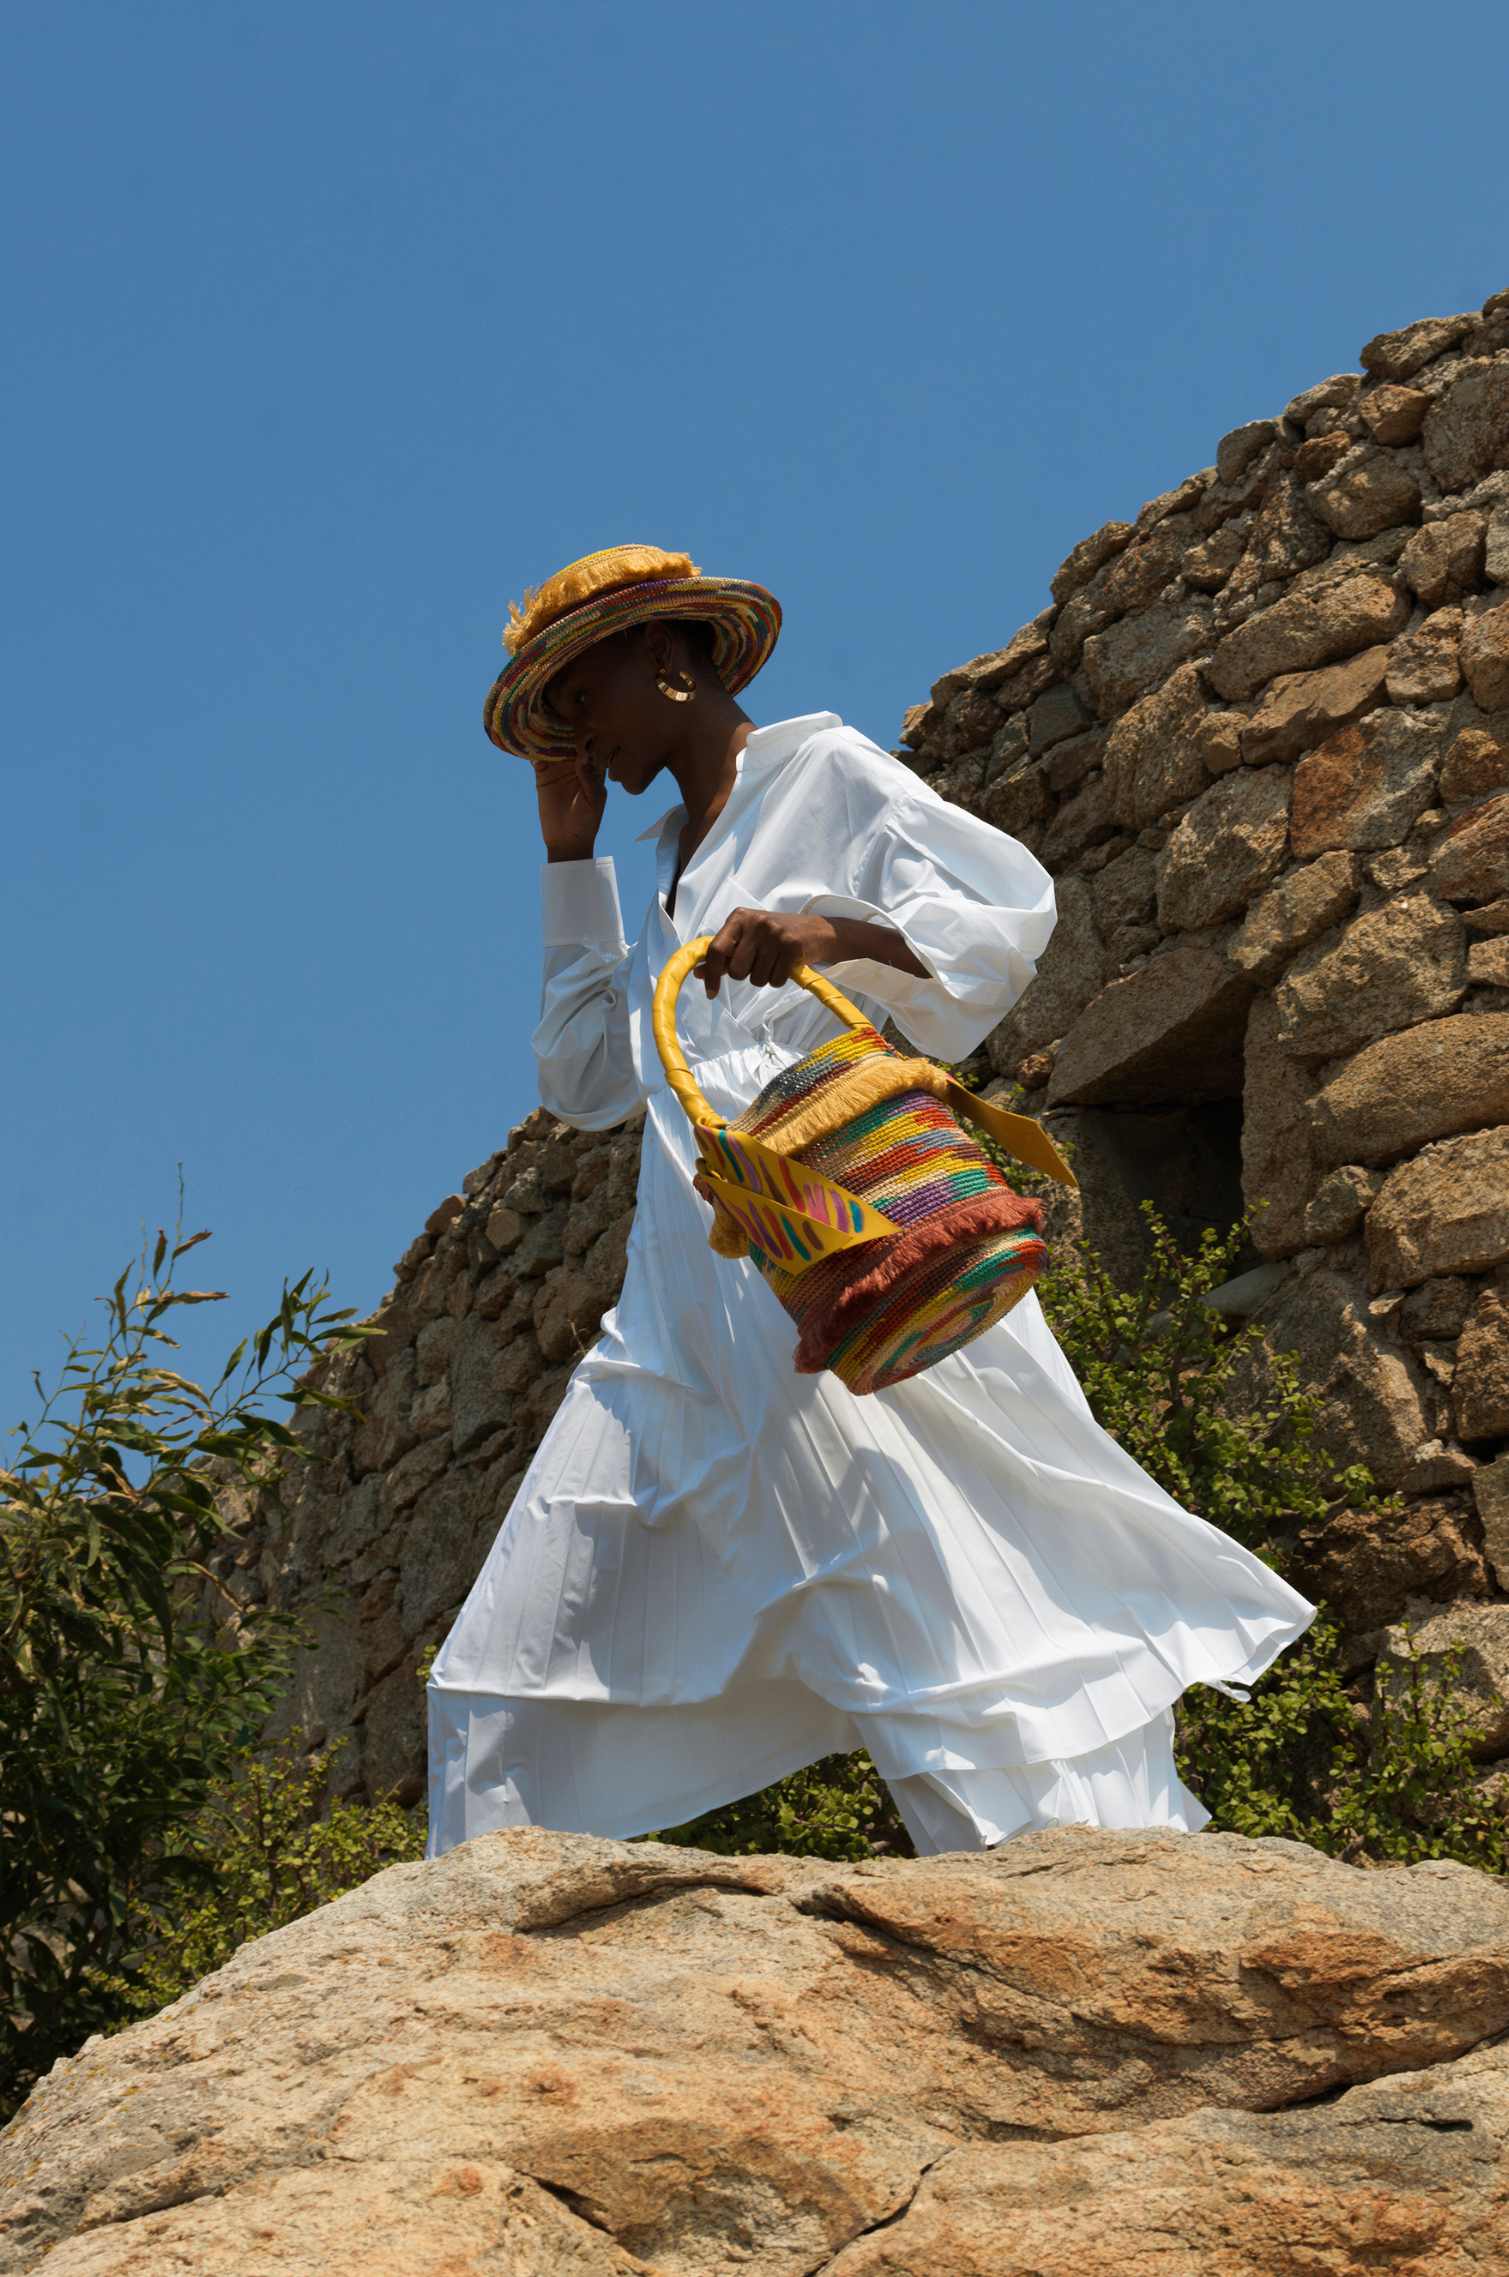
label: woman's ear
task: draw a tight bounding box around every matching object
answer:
[642,619,675,678]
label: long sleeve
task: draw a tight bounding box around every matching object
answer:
[530,857,642,1130]
[795,735,1059,1062]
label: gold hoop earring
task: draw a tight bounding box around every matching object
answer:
[655,670,696,704]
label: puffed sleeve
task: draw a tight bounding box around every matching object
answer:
[530,857,643,1130]
[795,734,1058,1062]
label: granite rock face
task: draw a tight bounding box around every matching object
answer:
[195,289,1509,1822]
[6,1823,1509,2275]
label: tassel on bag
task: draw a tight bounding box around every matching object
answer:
[651,935,1080,1396]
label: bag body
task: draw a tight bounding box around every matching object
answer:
[653,937,1079,1396]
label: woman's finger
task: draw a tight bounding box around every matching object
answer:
[749,936,782,987]
[700,933,729,996]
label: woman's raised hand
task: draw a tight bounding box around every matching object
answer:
[535,752,608,861]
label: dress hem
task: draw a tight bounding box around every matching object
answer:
[425,1598,1316,1853]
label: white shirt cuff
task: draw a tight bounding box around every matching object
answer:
[799,891,946,999]
[541,857,627,951]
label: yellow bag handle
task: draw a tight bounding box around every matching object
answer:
[649,931,1079,1192]
[651,933,874,1132]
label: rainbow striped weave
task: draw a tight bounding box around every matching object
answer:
[702,1021,1049,1395]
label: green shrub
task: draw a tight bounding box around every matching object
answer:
[639,1746,910,1862]
[82,1726,426,2026]
[0,1180,385,2124]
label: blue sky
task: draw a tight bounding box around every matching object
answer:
[5,0,1506,1457]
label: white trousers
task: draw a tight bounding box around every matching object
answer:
[881,1703,1212,1856]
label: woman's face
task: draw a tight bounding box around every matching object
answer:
[547,625,679,797]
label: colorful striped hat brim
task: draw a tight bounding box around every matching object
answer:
[484,572,782,761]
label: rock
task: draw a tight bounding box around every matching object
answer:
[1366,1125,1509,1289]
[1045,944,1255,1108]
[985,711,1030,778]
[1303,1163,1382,1244]
[1475,1453,1509,1590]
[1470,935,1509,987]
[1239,645,1391,767]
[1181,521,1247,591]
[1428,791,1509,904]
[1399,1275,1479,1342]
[986,873,1107,1062]
[8,1825,1509,2276]
[836,2068,1509,2277]
[1309,1013,1509,1167]
[981,756,1052,838]
[1215,418,1278,484]
[1283,371,1362,425]
[424,1192,466,1240]
[1272,893,1465,1063]
[1366,841,1431,893]
[929,622,1053,710]
[1205,572,1410,702]
[1221,475,1334,596]
[1399,511,1487,606]
[1086,842,1157,935]
[1308,443,1423,541]
[1241,996,1318,1256]
[1461,601,1509,711]
[1026,680,1093,753]
[1358,383,1431,444]
[1228,852,1361,986]
[1243,1261,1453,1494]
[1386,606,1464,704]
[1049,518,1135,605]
[1287,1491,1487,1634]
[1465,897,1509,937]
[933,686,1002,763]
[1039,769,1120,865]
[1292,431,1354,484]
[1102,661,1240,828]
[1360,311,1477,382]
[1081,599,1214,718]
[1422,360,1509,492]
[1455,1281,1509,1440]
[1488,497,1509,583]
[1137,471,1209,528]
[1041,725,1106,796]
[1156,766,1291,932]
[1289,705,1445,857]
[1375,1601,1509,1756]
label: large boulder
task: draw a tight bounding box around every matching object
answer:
[6,1824,1509,2275]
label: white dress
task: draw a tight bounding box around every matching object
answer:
[425,711,1318,1858]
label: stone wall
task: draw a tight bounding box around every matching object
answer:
[205,285,1509,1812]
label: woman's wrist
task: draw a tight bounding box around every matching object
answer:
[545,842,601,863]
[822,914,928,977]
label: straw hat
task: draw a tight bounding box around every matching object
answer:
[483,543,782,762]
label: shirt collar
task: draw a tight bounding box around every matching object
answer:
[631,711,842,840]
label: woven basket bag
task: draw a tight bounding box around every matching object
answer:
[652,933,1080,1396]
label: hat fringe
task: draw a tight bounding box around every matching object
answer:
[502,544,703,656]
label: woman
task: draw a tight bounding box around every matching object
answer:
[425,542,1317,1860]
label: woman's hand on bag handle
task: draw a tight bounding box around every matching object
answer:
[535,750,608,861]
[696,908,929,997]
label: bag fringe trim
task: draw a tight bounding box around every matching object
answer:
[790,1187,1047,1372]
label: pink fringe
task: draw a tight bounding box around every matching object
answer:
[792,1188,1047,1373]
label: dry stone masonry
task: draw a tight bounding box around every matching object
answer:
[205,287,1509,1818]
